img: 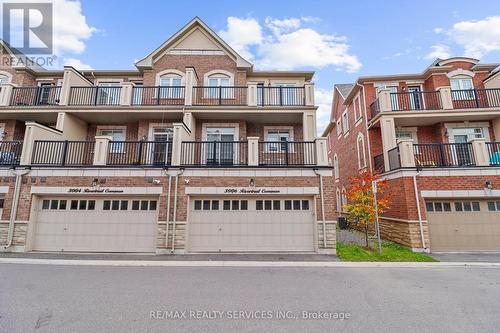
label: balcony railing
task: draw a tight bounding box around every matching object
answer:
[32,140,95,166]
[69,86,122,106]
[373,153,384,173]
[192,86,248,106]
[107,141,172,166]
[180,141,248,166]
[451,88,500,109]
[258,141,316,166]
[370,99,380,119]
[257,87,306,106]
[132,86,185,106]
[0,141,23,166]
[413,143,475,168]
[390,91,442,111]
[10,86,61,106]
[486,142,500,166]
[388,146,401,170]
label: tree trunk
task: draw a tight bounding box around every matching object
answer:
[364,222,369,248]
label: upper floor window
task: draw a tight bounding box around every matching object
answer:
[450,77,473,91]
[0,74,9,85]
[160,74,182,87]
[354,95,362,122]
[336,119,342,136]
[208,74,231,87]
[333,154,339,180]
[342,110,349,135]
[357,133,367,169]
[99,128,125,153]
[265,128,293,152]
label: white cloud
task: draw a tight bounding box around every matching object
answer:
[425,45,451,60]
[218,17,262,60]
[449,16,500,58]
[52,0,97,55]
[433,27,444,34]
[219,16,361,72]
[63,57,93,70]
[315,88,334,134]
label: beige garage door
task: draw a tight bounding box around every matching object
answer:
[189,197,315,252]
[427,200,500,251]
[33,197,158,252]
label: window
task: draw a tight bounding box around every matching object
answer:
[50,200,59,210]
[149,201,157,211]
[333,154,339,180]
[265,129,292,152]
[232,200,240,210]
[336,189,342,212]
[256,200,263,210]
[240,200,248,210]
[443,202,451,212]
[112,200,120,210]
[454,202,463,212]
[451,77,474,100]
[79,200,87,210]
[341,189,347,208]
[208,74,231,87]
[341,110,349,135]
[70,200,78,210]
[132,200,140,210]
[357,134,366,169]
[0,198,4,209]
[0,74,10,85]
[472,202,480,211]
[293,200,301,210]
[120,200,128,210]
[207,73,231,99]
[211,200,219,210]
[140,200,149,210]
[487,201,500,211]
[103,200,111,210]
[426,202,434,212]
[42,200,50,210]
[302,200,310,210]
[223,200,231,211]
[396,128,417,143]
[158,74,183,98]
[88,200,95,210]
[354,95,362,122]
[99,129,125,153]
[194,200,202,210]
[203,200,210,210]
[273,200,280,210]
[264,200,272,210]
[59,200,67,210]
[284,200,292,210]
[336,119,342,137]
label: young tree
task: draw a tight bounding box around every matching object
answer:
[343,172,391,248]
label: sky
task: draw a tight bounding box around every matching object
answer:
[1,0,500,132]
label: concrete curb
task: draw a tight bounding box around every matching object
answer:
[1,258,500,268]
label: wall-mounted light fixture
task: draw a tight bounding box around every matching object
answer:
[249,178,255,187]
[485,181,493,190]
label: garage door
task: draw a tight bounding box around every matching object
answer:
[189,197,315,252]
[33,197,158,252]
[427,200,500,251]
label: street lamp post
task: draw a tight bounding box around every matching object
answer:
[372,180,382,255]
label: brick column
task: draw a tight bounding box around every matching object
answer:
[93,135,113,166]
[470,138,490,166]
[247,137,259,166]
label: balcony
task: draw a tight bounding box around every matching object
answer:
[0,141,23,167]
[69,87,122,106]
[132,86,185,106]
[106,141,172,166]
[258,141,316,166]
[10,86,61,106]
[31,140,95,166]
[180,141,248,166]
[257,86,306,106]
[192,87,248,106]
[370,88,500,119]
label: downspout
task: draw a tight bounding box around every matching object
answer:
[412,172,427,252]
[165,173,172,249]
[4,168,30,249]
[313,169,327,249]
[171,168,184,253]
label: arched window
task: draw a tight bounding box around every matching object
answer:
[158,72,183,99]
[159,73,182,87]
[450,75,474,100]
[333,154,339,180]
[357,133,366,169]
[207,73,231,87]
[0,74,10,85]
[341,187,347,209]
[336,188,341,212]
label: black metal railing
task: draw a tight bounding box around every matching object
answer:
[258,141,316,166]
[451,88,500,109]
[132,86,185,105]
[180,141,248,166]
[413,143,475,168]
[390,91,442,111]
[0,141,23,166]
[370,99,380,118]
[106,141,172,166]
[373,153,384,173]
[192,86,247,106]
[32,141,95,166]
[69,86,122,106]
[257,86,305,106]
[486,142,500,166]
[10,86,61,106]
[388,146,401,170]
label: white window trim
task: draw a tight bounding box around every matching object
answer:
[156,69,185,86]
[333,154,339,180]
[341,187,347,210]
[204,69,234,86]
[356,133,367,170]
[336,119,342,137]
[201,123,239,141]
[445,122,491,143]
[148,123,174,141]
[342,110,349,137]
[94,79,123,86]
[336,188,341,212]
[0,71,12,84]
[395,127,418,144]
[97,125,127,139]
[353,94,362,123]
[263,126,294,141]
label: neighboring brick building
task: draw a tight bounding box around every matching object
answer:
[0,17,335,254]
[324,57,500,252]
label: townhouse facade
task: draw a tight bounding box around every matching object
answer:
[0,17,336,254]
[324,57,500,252]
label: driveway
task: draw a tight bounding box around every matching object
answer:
[431,252,500,263]
[1,263,499,332]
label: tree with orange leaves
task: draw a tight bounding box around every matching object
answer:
[343,172,392,249]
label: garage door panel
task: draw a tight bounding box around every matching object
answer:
[189,197,314,252]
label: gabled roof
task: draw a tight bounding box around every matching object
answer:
[0,39,46,72]
[135,17,252,70]
[335,83,354,98]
